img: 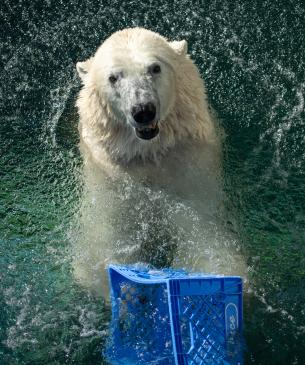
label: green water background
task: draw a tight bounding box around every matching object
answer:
[1,0,305,364]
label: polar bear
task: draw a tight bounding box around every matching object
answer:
[72,28,245,297]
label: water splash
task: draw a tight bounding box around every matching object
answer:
[1,0,305,364]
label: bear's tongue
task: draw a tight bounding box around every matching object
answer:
[138,121,157,132]
[135,122,159,140]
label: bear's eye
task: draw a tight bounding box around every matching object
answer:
[109,74,118,84]
[151,64,161,74]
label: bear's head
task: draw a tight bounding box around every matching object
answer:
[76,28,188,141]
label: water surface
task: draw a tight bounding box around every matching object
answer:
[1,0,305,364]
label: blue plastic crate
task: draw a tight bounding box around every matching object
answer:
[106,264,243,365]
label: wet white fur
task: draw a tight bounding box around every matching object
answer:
[76,28,217,165]
[72,28,246,298]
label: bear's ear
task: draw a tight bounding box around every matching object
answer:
[170,40,188,56]
[76,58,93,83]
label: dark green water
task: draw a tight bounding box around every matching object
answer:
[1,0,305,364]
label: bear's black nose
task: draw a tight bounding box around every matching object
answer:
[132,103,156,124]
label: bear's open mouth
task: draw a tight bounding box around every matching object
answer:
[135,122,159,140]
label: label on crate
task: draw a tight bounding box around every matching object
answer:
[225,302,240,362]
[225,302,239,337]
